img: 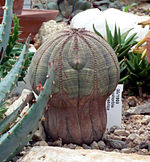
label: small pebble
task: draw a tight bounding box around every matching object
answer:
[90,141,99,150]
[82,144,91,149]
[33,141,48,146]
[139,142,149,150]
[106,139,127,150]
[98,140,106,150]
[114,129,130,137]
[67,143,77,149]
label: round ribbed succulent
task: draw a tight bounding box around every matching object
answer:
[29,28,119,144]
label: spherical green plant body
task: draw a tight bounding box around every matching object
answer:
[29,28,120,144]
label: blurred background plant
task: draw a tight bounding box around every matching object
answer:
[92,0,122,11]
[122,2,137,12]
[32,0,124,23]
[33,0,91,23]
[0,15,34,81]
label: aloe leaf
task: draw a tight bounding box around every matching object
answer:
[123,33,137,46]
[130,72,140,79]
[118,41,137,54]
[0,0,13,63]
[138,68,149,77]
[0,64,54,162]
[0,36,30,106]
[121,28,133,43]
[120,64,127,74]
[118,46,132,59]
[119,75,129,83]
[93,24,104,39]
[126,59,135,72]
[114,44,120,53]
[118,28,121,45]
[105,21,113,46]
[134,55,142,72]
[112,24,119,48]
[0,92,34,135]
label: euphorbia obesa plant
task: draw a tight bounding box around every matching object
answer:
[29,28,120,144]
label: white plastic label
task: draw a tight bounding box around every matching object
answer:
[106,84,123,129]
[23,0,31,9]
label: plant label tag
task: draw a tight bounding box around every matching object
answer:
[23,0,31,9]
[106,84,123,129]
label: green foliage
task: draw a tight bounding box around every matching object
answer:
[6,14,21,55]
[93,22,137,61]
[92,0,122,11]
[0,15,34,81]
[0,13,33,126]
[0,15,20,78]
[0,64,54,162]
[93,22,137,82]
[0,0,13,63]
[0,102,8,120]
[0,37,31,107]
[33,0,91,23]
[124,53,150,96]
[93,22,150,96]
[122,3,137,12]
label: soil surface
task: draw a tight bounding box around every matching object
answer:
[120,0,150,16]
[8,94,150,162]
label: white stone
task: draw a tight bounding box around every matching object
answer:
[5,89,32,116]
[33,141,48,146]
[125,103,150,115]
[127,133,140,141]
[17,146,150,162]
[141,115,150,125]
[34,20,68,46]
[114,129,130,137]
[71,8,149,41]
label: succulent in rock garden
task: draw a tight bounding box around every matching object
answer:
[29,28,120,144]
[0,1,54,161]
[33,0,91,23]
[124,52,150,96]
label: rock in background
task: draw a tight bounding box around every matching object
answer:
[71,8,149,41]
[34,20,68,48]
